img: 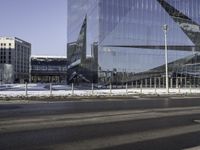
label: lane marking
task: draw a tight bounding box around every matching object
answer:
[193,120,200,124]
[183,146,200,150]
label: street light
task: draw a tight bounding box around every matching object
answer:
[163,24,169,94]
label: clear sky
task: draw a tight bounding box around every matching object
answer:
[0,0,67,56]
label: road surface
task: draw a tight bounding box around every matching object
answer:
[0,96,200,150]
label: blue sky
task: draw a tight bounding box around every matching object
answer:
[0,0,67,56]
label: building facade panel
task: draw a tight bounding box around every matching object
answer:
[67,0,200,86]
[99,0,194,46]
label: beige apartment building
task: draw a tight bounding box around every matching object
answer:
[0,37,31,83]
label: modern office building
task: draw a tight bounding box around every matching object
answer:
[31,56,68,83]
[0,37,31,83]
[67,0,200,86]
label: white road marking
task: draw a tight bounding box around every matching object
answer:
[183,146,200,150]
[193,120,200,123]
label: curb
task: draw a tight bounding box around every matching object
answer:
[1,93,200,102]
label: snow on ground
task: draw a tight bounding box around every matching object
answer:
[0,84,200,98]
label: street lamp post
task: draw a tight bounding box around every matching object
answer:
[163,24,169,94]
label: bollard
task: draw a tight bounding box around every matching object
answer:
[150,78,152,88]
[176,78,178,88]
[190,84,192,94]
[25,82,28,96]
[126,83,128,95]
[110,83,112,95]
[178,85,181,94]
[50,83,52,96]
[72,83,74,96]
[145,79,148,88]
[92,83,94,95]
[140,83,143,94]
[185,77,187,88]
[154,78,156,89]
[158,78,161,88]
[180,77,183,87]
[170,78,173,89]
[154,83,157,94]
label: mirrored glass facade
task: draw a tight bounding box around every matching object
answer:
[67,0,200,86]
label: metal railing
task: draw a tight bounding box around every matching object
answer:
[0,79,200,97]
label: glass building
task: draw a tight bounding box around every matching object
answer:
[67,0,200,87]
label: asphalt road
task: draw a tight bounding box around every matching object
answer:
[0,97,200,150]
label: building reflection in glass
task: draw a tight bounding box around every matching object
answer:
[67,0,200,87]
